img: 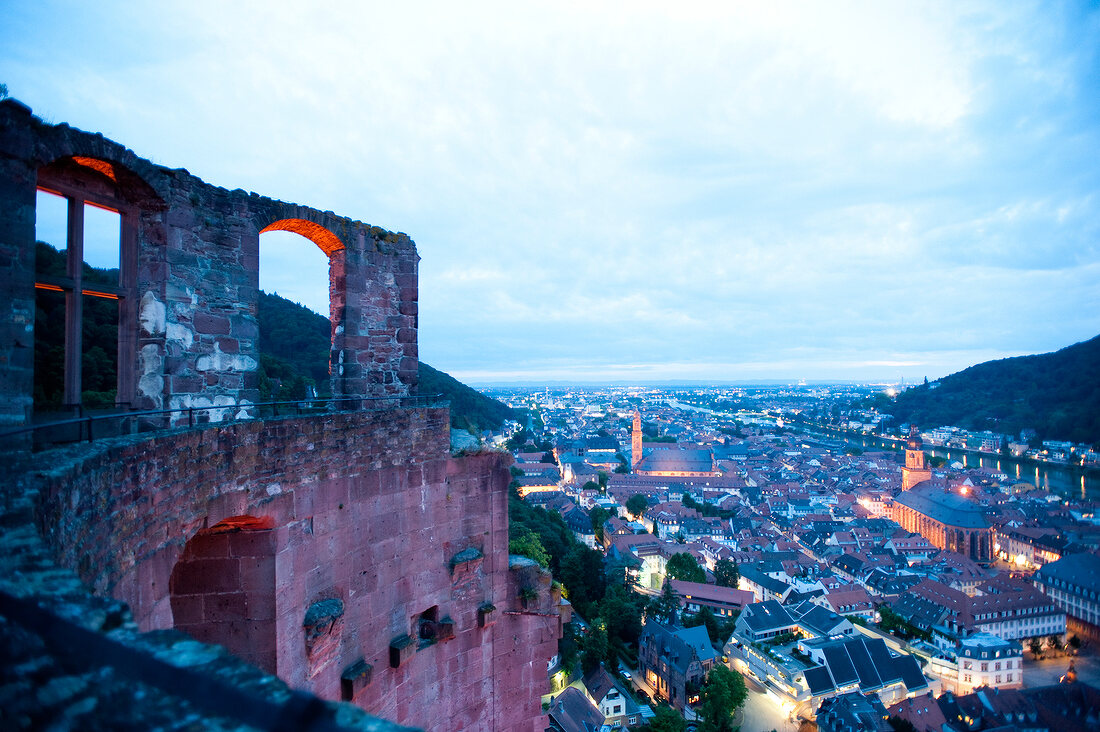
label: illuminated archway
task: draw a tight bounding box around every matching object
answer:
[257,218,345,400]
[169,515,277,673]
[260,218,344,257]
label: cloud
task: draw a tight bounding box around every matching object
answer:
[2,1,1098,383]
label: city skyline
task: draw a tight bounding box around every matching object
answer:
[3,1,1098,384]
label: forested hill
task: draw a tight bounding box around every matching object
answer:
[889,334,1100,445]
[258,291,515,433]
[418,362,516,435]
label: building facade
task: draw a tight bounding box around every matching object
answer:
[1034,553,1100,642]
[890,485,994,563]
[901,427,933,491]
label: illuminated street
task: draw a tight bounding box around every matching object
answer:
[736,674,799,732]
[1023,650,1100,688]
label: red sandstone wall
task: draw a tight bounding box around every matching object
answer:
[32,408,558,731]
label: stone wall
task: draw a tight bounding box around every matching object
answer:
[29,408,560,731]
[1,98,559,731]
[0,97,418,426]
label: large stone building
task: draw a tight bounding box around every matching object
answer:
[629,410,719,477]
[890,433,992,563]
[1034,553,1100,643]
[890,485,994,563]
[638,622,717,711]
[0,99,560,731]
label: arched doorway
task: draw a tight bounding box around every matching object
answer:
[169,515,277,673]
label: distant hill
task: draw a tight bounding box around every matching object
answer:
[418,361,516,435]
[889,335,1100,446]
[258,292,333,399]
[258,290,515,433]
[31,241,513,432]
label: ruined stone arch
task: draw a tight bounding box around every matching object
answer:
[257,216,348,399]
[170,515,279,674]
[260,217,345,257]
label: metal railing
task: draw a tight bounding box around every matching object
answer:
[2,394,448,452]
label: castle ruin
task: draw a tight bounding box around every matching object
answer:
[0,98,560,731]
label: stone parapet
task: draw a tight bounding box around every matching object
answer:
[12,407,558,731]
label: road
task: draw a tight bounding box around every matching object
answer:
[737,674,799,732]
[1022,649,1099,688]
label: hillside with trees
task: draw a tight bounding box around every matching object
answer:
[33,242,515,432]
[889,334,1100,445]
[258,291,517,433]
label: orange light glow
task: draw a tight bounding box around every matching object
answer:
[261,218,345,256]
[71,156,119,183]
[205,515,275,533]
[34,282,119,299]
[84,199,120,214]
[82,289,119,300]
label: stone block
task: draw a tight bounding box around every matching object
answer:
[389,633,414,668]
[341,658,373,701]
[205,591,248,622]
[170,557,241,594]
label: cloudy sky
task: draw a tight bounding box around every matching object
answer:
[3,1,1098,384]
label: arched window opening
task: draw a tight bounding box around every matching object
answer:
[257,222,341,402]
[33,163,137,417]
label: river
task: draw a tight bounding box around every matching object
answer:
[665,400,1100,499]
[809,428,1100,500]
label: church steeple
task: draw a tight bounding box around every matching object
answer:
[631,409,642,471]
[901,425,932,490]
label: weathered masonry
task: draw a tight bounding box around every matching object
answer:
[0,99,560,731]
[1,97,417,426]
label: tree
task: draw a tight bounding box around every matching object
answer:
[651,580,680,625]
[698,665,747,732]
[646,706,686,732]
[590,505,610,543]
[666,552,705,584]
[714,558,739,589]
[684,606,722,645]
[558,545,606,619]
[626,493,648,520]
[1029,637,1042,658]
[600,583,646,647]
[506,428,533,451]
[581,618,609,673]
[508,526,549,568]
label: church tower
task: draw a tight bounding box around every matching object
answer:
[631,409,642,471]
[901,425,933,490]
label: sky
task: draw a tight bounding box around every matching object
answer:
[3,1,1098,384]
